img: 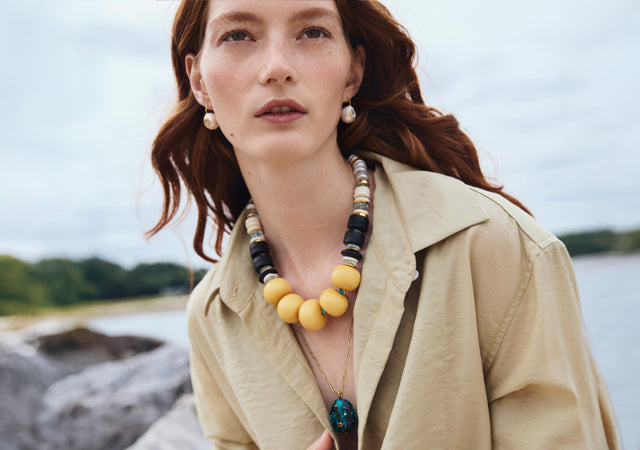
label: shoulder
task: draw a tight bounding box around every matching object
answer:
[438,185,575,372]
[368,154,575,369]
[453,184,570,297]
[468,186,559,253]
[367,151,563,258]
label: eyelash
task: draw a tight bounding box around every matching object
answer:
[220,30,253,43]
[219,26,332,44]
[299,27,332,40]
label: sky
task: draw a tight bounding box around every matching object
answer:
[1,0,639,268]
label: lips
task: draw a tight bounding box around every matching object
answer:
[266,105,296,113]
[256,99,307,117]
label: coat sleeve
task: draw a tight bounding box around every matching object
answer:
[485,242,620,449]
[190,340,259,450]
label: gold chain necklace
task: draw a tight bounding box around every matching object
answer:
[296,320,353,399]
[295,320,357,433]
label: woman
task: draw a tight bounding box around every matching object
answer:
[149,1,620,449]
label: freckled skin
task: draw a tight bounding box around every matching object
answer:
[187,0,362,166]
[185,3,365,449]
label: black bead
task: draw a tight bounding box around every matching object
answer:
[347,214,369,233]
[341,248,363,260]
[258,267,278,284]
[252,253,273,272]
[249,241,270,258]
[343,230,365,247]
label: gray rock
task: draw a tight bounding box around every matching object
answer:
[126,394,210,450]
[35,326,164,377]
[36,344,192,450]
[0,344,60,450]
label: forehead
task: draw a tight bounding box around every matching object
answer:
[207,0,341,26]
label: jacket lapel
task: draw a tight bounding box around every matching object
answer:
[353,153,490,433]
[353,163,416,433]
[236,290,332,430]
[210,212,331,430]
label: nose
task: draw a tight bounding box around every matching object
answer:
[258,38,297,86]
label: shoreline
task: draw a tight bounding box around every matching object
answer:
[0,295,188,336]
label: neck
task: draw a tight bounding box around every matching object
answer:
[237,149,355,294]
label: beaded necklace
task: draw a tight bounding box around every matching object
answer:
[244,154,370,432]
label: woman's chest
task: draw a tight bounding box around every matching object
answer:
[292,315,359,447]
[292,313,357,407]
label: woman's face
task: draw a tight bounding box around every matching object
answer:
[187,0,364,164]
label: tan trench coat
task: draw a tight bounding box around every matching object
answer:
[187,153,620,449]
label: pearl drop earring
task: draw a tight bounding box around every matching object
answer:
[203,108,219,130]
[341,100,356,124]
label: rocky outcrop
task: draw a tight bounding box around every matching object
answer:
[0,344,61,450]
[127,394,210,450]
[36,326,164,376]
[36,344,191,450]
[0,326,201,450]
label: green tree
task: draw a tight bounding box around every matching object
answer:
[558,230,616,256]
[79,257,130,299]
[614,229,640,253]
[194,268,208,285]
[0,255,50,314]
[30,258,97,306]
[127,262,191,296]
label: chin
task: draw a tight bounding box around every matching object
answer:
[237,137,323,163]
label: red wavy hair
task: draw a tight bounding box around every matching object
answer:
[147,0,530,262]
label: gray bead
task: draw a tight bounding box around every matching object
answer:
[263,273,278,284]
[249,230,264,241]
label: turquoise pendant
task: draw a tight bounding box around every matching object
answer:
[329,398,358,433]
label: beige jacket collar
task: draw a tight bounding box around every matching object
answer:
[201,152,489,432]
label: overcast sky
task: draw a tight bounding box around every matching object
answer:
[1,0,639,268]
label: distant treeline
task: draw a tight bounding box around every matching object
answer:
[0,256,208,316]
[1,227,638,315]
[557,228,640,257]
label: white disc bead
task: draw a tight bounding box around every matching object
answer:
[343,256,359,267]
[263,273,278,284]
[245,216,262,233]
[354,185,370,200]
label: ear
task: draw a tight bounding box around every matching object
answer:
[343,45,365,102]
[185,54,211,108]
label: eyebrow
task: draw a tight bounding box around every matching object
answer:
[208,7,341,31]
[289,7,341,24]
[208,11,260,32]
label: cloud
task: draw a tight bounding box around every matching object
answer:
[1,0,639,265]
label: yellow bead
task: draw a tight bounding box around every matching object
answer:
[319,288,349,317]
[298,299,327,331]
[331,264,361,291]
[263,277,292,306]
[277,294,304,323]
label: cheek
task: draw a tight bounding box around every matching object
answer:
[203,61,253,145]
[205,63,242,111]
[203,68,250,142]
[307,51,352,96]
